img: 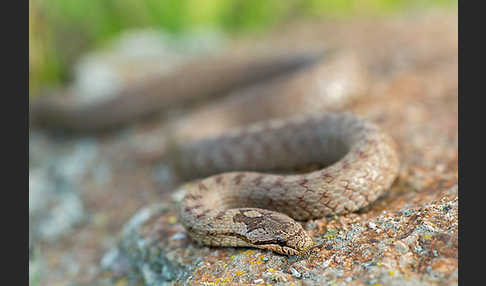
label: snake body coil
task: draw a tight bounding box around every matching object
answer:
[177,112,399,255]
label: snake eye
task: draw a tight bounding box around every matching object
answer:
[276,237,286,246]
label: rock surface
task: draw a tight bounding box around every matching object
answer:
[29,10,457,286]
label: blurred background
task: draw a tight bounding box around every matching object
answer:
[29,1,457,285]
[29,0,455,97]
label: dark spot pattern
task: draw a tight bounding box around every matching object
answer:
[233,211,266,232]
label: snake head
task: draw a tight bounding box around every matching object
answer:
[236,209,315,256]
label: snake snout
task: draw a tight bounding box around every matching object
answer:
[288,229,314,254]
[275,222,314,255]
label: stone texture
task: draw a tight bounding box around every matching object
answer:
[29,9,457,286]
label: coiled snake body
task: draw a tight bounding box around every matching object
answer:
[30,51,400,255]
[176,112,399,255]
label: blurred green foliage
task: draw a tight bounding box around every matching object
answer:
[29,0,455,95]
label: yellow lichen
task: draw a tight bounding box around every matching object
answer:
[201,277,232,286]
[219,277,231,284]
[114,279,128,286]
[168,216,177,224]
[324,229,338,239]
[244,250,255,255]
[424,234,432,240]
[234,271,244,276]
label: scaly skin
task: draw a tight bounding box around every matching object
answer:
[177,112,399,255]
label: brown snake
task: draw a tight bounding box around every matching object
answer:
[30,50,400,255]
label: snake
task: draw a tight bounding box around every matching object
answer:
[29,50,400,256]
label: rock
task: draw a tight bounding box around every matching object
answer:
[394,240,410,254]
[29,10,457,285]
[290,267,302,278]
[29,133,98,241]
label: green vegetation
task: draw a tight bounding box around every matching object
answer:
[29,0,456,94]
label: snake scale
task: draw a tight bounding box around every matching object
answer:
[30,50,400,255]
